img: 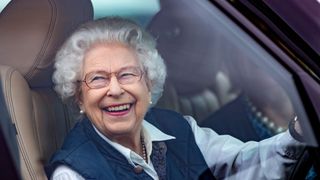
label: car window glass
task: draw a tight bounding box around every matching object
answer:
[148,0,315,145]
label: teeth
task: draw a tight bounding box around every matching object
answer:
[107,104,130,112]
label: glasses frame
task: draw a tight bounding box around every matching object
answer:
[78,66,144,89]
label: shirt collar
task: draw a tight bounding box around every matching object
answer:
[142,120,175,142]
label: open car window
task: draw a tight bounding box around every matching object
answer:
[91,0,160,27]
[0,0,11,12]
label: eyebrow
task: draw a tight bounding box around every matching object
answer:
[85,66,140,75]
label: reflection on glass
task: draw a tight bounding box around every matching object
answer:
[151,0,308,143]
[0,0,11,13]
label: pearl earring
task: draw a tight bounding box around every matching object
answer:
[80,109,85,114]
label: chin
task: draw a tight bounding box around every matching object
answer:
[102,121,138,137]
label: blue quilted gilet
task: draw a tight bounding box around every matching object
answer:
[45,108,215,179]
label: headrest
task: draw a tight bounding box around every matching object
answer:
[0,0,93,87]
[148,0,225,95]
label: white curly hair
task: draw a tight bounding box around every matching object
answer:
[52,17,166,107]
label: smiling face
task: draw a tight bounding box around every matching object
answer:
[79,43,151,142]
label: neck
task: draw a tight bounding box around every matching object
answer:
[114,133,147,162]
[111,132,141,152]
[99,127,147,162]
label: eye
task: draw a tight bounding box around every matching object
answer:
[87,73,108,83]
[119,72,136,79]
[91,75,107,81]
[118,68,140,79]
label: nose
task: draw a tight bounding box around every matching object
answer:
[106,76,124,96]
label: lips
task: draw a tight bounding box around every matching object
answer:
[105,104,131,112]
[102,103,133,117]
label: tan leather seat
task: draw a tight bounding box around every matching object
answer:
[0,0,93,179]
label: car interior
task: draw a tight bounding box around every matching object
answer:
[0,83,20,179]
[0,0,319,179]
[147,0,303,142]
[0,0,93,179]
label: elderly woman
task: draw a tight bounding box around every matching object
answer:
[45,17,304,180]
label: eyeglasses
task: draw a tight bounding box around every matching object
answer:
[79,66,144,89]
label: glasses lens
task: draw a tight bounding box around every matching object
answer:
[85,71,109,89]
[117,67,142,85]
[83,67,143,89]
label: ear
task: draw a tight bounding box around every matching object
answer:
[75,89,84,110]
[143,72,153,104]
[79,102,84,111]
[145,77,152,91]
[147,81,153,101]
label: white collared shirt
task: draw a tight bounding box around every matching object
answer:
[51,116,302,180]
[93,120,175,180]
[51,120,175,180]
